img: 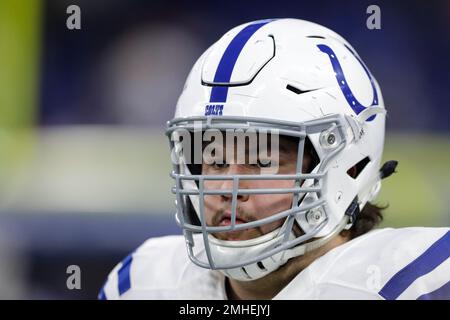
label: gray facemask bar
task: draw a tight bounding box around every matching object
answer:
[166,115,347,270]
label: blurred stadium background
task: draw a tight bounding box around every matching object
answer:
[0,0,449,299]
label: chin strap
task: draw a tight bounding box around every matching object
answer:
[344,196,361,229]
[218,208,352,282]
[346,160,399,230]
[281,214,350,261]
[286,158,399,262]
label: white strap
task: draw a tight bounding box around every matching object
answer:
[283,215,350,260]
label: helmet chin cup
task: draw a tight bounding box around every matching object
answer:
[207,228,292,281]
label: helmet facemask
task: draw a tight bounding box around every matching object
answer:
[167,115,352,281]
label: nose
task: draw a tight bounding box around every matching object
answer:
[219,164,250,203]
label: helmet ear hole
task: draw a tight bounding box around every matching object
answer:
[347,156,371,179]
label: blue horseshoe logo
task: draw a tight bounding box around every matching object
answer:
[317,44,379,121]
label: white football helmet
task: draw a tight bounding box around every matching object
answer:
[166,18,390,281]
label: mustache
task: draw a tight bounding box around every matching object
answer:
[211,208,256,226]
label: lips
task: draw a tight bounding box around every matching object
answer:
[218,212,247,226]
[213,212,259,241]
[219,217,247,226]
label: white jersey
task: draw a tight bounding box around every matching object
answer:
[99,227,450,300]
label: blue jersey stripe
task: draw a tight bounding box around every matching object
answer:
[379,230,450,300]
[417,281,450,300]
[117,253,133,296]
[209,19,273,103]
[98,287,107,300]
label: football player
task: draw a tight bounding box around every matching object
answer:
[99,18,449,300]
